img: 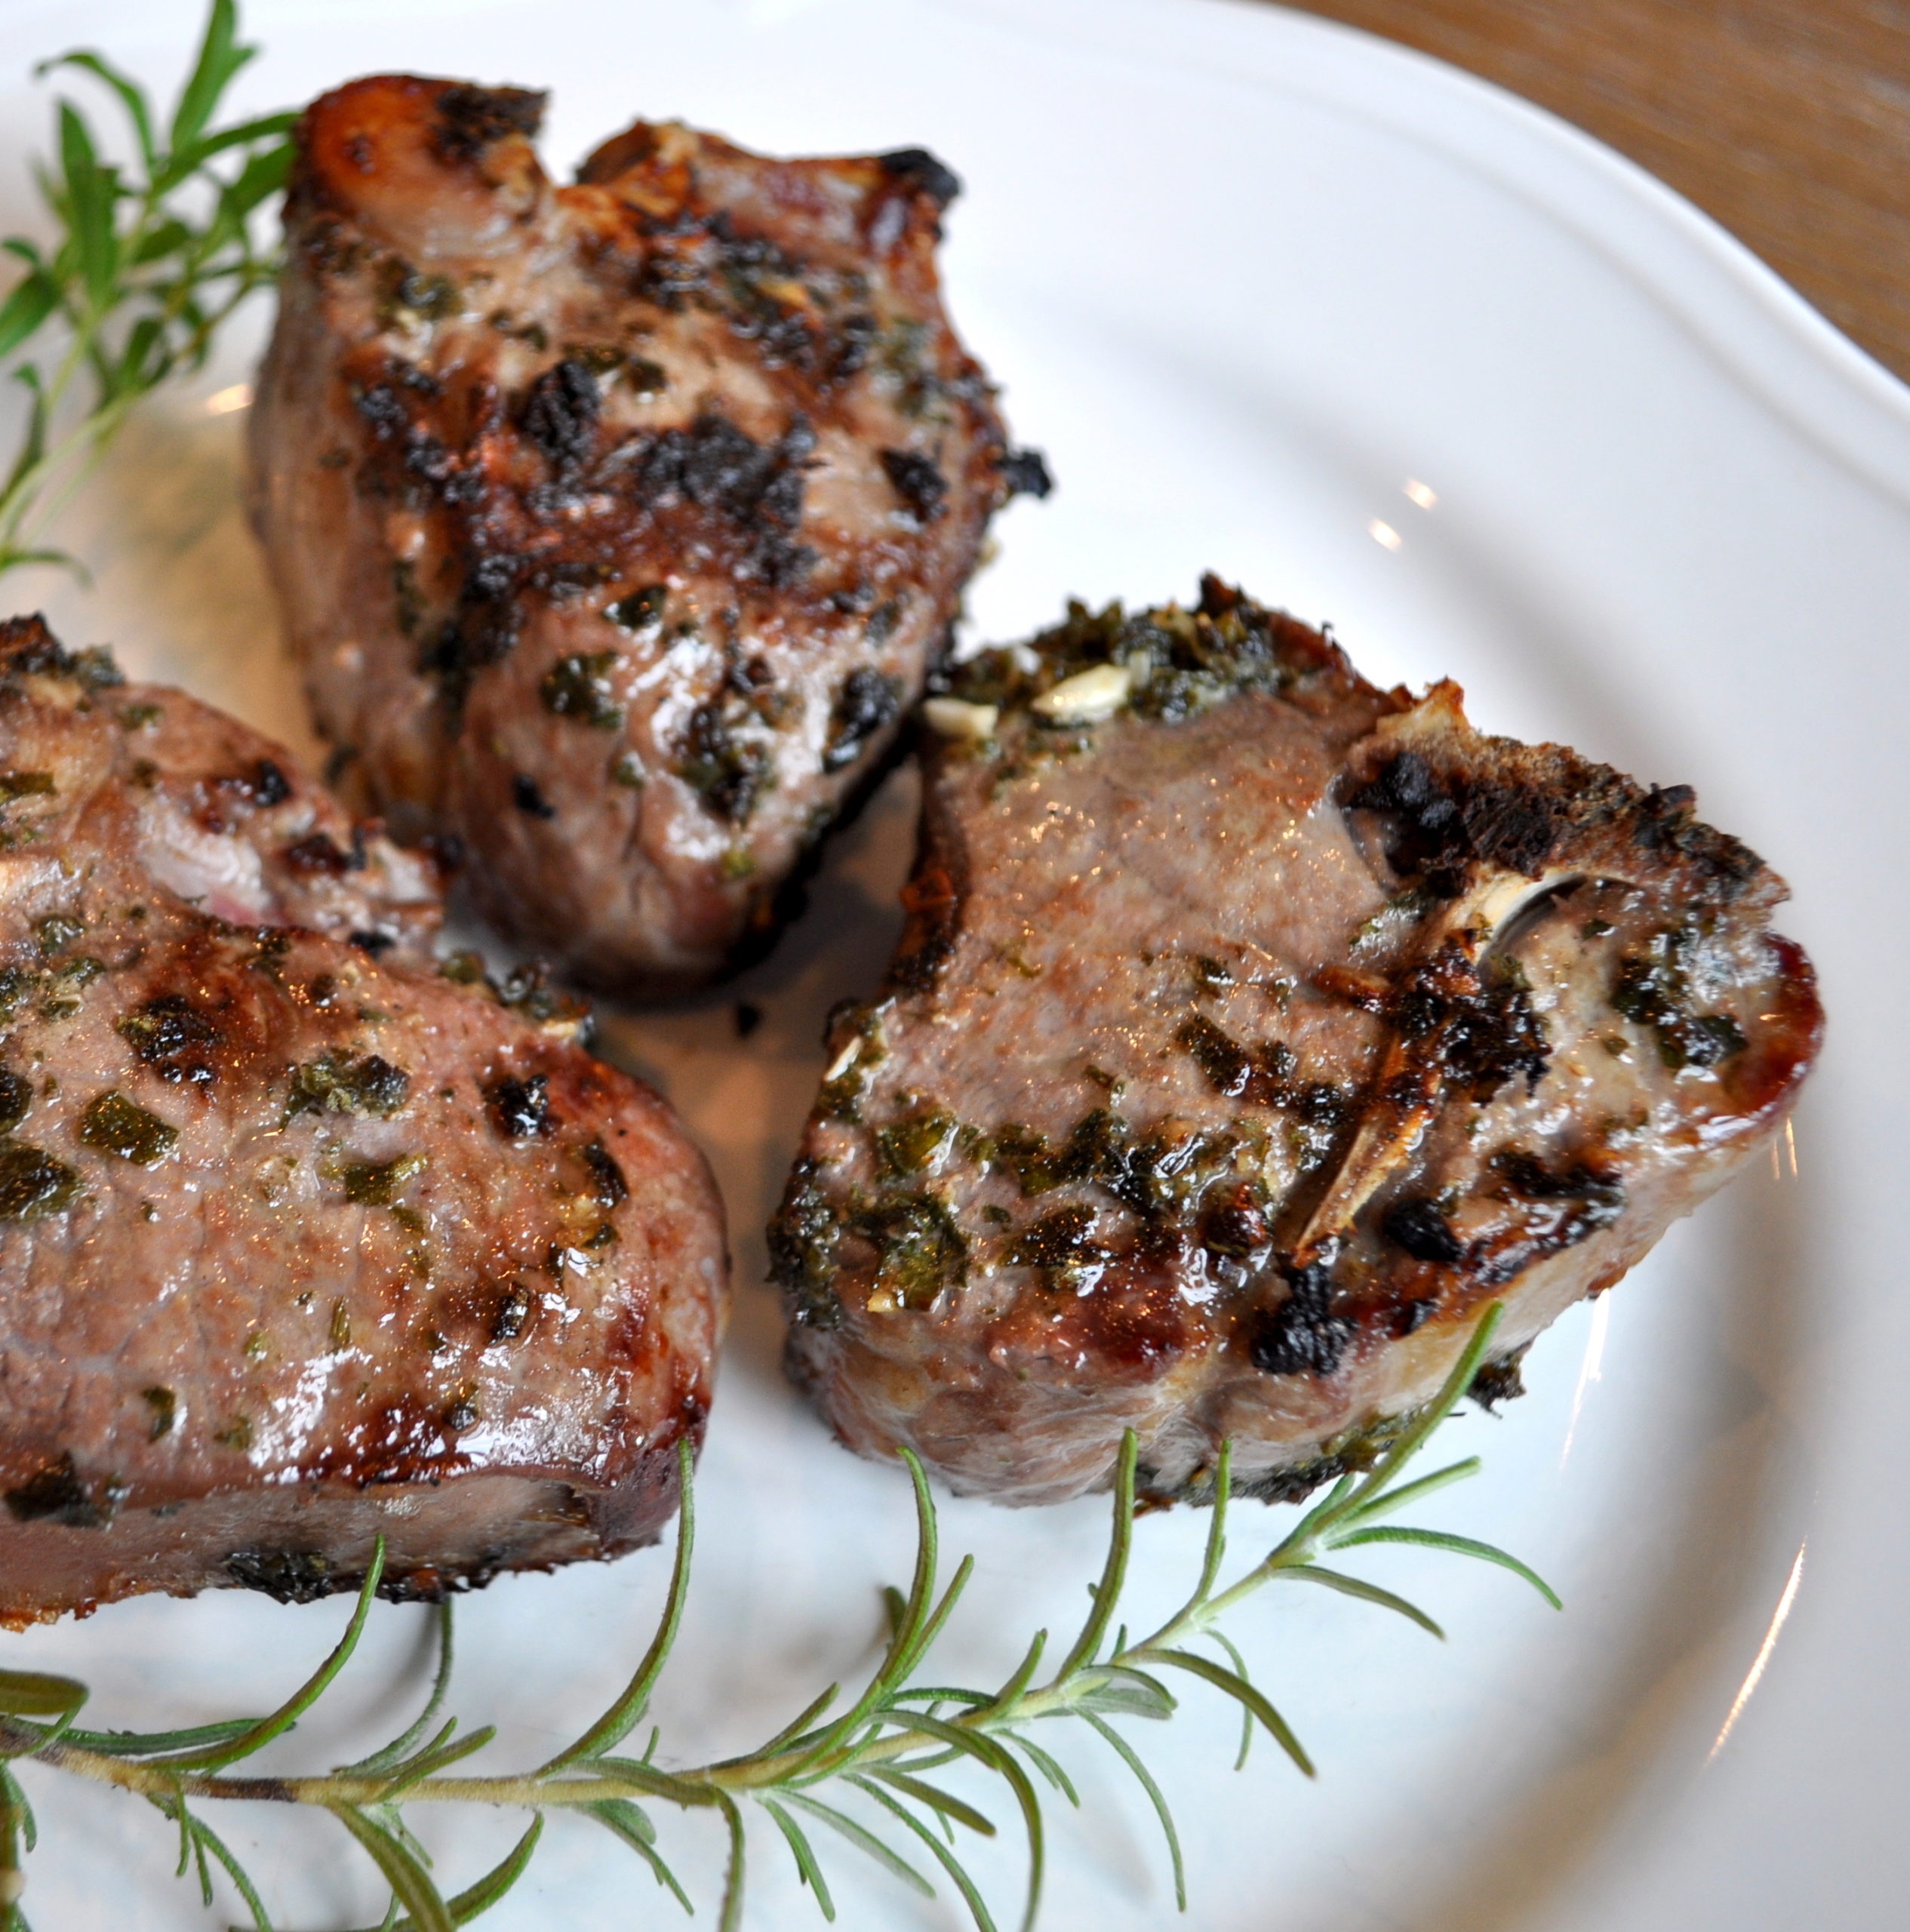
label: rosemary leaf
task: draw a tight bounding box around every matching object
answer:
[849,1777,1000,1932]
[580,1799,692,1912]
[340,1603,459,1777]
[1331,1526,1564,1608]
[761,1795,838,1922]
[1281,1564,1447,1638]
[167,1542,386,1772]
[777,1791,934,1898]
[328,1805,453,1932]
[1079,1710,1186,1911]
[0,0,294,580]
[1204,1630,1256,1772]
[540,1438,695,1770]
[715,1790,747,1932]
[179,1810,272,1931]
[331,1816,543,1932]
[863,1767,995,1838]
[1132,1649,1315,1778]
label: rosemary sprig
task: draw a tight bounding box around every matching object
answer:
[0,1306,1555,1932]
[0,0,293,580]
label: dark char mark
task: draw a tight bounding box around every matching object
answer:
[1383,1194,1463,1264]
[225,1548,334,1603]
[998,447,1053,500]
[432,84,546,164]
[487,1072,553,1140]
[880,448,947,524]
[1249,1254,1354,1378]
[513,774,557,819]
[6,1452,116,1528]
[521,358,601,472]
[878,147,961,206]
[118,993,222,1088]
[823,668,900,773]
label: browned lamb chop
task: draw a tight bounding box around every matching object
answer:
[250,74,1044,998]
[772,581,1820,1506]
[0,618,726,1625]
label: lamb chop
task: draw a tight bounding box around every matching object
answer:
[250,73,1044,998]
[772,580,1820,1506]
[0,617,726,1625]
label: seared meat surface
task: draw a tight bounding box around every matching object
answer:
[251,74,1040,998]
[774,582,1820,1506]
[0,619,726,1624]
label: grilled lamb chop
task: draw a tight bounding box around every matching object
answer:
[772,581,1820,1506]
[0,618,726,1624]
[250,74,1042,998]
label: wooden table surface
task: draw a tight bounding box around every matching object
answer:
[1278,1,1910,386]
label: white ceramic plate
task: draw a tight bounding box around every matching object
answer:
[2,1,1908,1926]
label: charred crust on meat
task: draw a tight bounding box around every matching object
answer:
[998,447,1053,500]
[888,860,964,994]
[210,758,292,809]
[1176,1013,1351,1125]
[225,1547,335,1603]
[521,357,601,472]
[823,667,900,773]
[1348,726,1764,900]
[768,1158,844,1327]
[1248,1255,1355,1379]
[1467,1345,1530,1411]
[580,1139,629,1208]
[487,1072,552,1139]
[5,1454,121,1528]
[880,448,948,525]
[1389,945,1552,1100]
[118,993,223,1088]
[0,1068,29,1133]
[281,829,363,875]
[877,147,962,207]
[1382,1194,1463,1263]
[430,83,546,164]
[512,774,557,819]
[0,613,124,694]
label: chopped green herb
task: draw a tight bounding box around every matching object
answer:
[339,1150,426,1208]
[0,1066,30,1132]
[0,1140,80,1219]
[875,1107,958,1180]
[540,650,624,728]
[34,912,83,954]
[286,1051,411,1121]
[78,1089,179,1165]
[606,584,668,634]
[855,1192,966,1312]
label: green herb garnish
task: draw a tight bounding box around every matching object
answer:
[0,0,294,580]
[0,1309,1554,1931]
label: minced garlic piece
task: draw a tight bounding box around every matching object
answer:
[1031,663,1131,724]
[922,697,999,740]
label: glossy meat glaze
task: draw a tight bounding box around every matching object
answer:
[0,620,726,1623]
[251,75,1041,997]
[774,581,1820,1505]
